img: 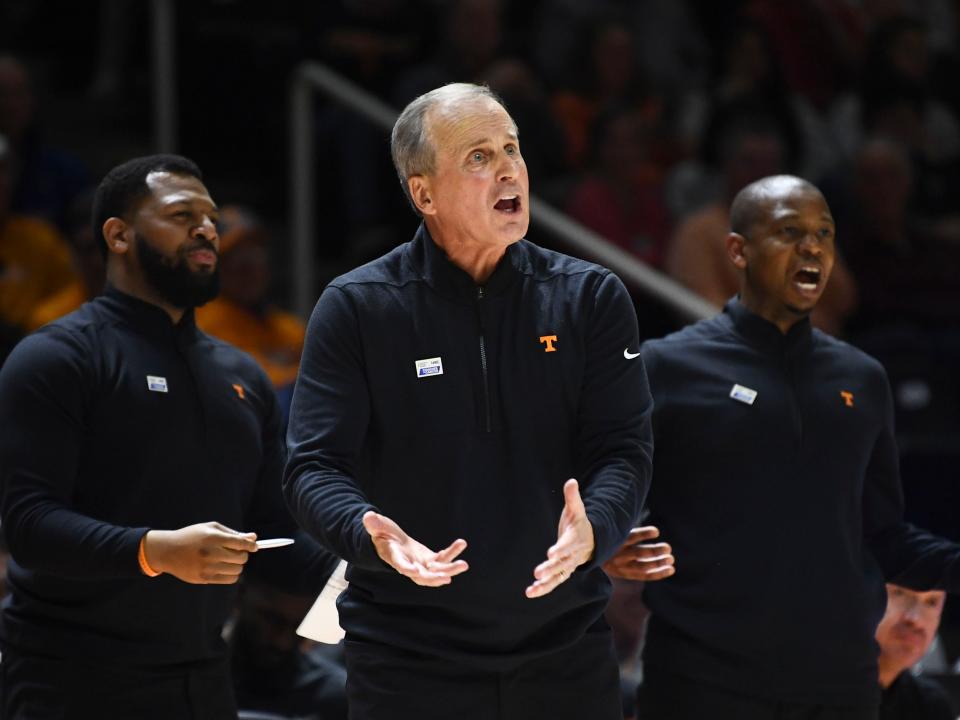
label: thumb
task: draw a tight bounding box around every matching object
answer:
[563,478,586,517]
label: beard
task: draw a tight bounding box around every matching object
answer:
[137,231,220,309]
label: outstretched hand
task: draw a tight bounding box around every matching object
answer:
[526,479,595,598]
[142,521,258,584]
[363,511,469,587]
[602,526,675,581]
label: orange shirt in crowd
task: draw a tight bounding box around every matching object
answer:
[195,298,305,389]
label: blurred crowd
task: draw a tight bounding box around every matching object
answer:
[2,0,960,717]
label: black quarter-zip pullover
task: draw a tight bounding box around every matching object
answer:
[0,287,335,669]
[641,298,960,706]
[284,225,653,670]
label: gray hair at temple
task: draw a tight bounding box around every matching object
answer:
[390,83,512,213]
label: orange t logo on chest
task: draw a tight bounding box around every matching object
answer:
[539,335,558,352]
[840,391,854,407]
[232,383,246,400]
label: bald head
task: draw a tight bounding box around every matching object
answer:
[730,175,823,241]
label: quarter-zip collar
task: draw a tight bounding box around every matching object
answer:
[723,296,813,356]
[100,285,199,343]
[406,223,527,303]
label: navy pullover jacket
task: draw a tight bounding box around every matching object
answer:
[284,225,653,669]
[641,299,960,706]
[0,288,335,668]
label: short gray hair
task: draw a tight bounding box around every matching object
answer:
[390,83,508,212]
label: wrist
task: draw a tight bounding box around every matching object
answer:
[139,531,167,576]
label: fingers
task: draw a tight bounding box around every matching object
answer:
[207,522,258,552]
[642,562,677,582]
[363,513,470,587]
[433,538,468,563]
[562,478,586,518]
[526,563,569,598]
[206,545,251,565]
[603,551,676,581]
[219,532,258,552]
[425,538,469,578]
[403,562,468,587]
[623,526,660,545]
[615,541,673,563]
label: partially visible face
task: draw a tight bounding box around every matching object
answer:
[0,58,34,140]
[726,133,785,198]
[876,584,945,672]
[740,182,836,327]
[419,97,529,251]
[220,240,271,309]
[233,586,313,686]
[130,171,221,308]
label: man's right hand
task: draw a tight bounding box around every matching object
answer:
[142,521,258,584]
[362,511,468,587]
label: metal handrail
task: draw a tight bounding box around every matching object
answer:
[288,61,719,322]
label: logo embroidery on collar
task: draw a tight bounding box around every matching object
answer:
[539,335,558,352]
[232,384,246,400]
[840,391,854,407]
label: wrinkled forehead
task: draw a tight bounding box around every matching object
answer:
[427,98,517,153]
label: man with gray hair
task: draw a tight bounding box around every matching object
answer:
[284,82,653,718]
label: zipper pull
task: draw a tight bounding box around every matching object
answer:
[477,286,485,300]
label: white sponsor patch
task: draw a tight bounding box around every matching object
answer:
[729,383,757,405]
[415,357,444,379]
[147,375,168,393]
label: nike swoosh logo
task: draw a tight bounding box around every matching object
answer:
[624,348,641,360]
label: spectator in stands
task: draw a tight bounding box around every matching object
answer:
[550,16,644,171]
[839,135,960,332]
[831,15,960,168]
[0,54,89,232]
[230,578,348,720]
[0,132,76,362]
[27,189,103,330]
[566,103,672,268]
[480,58,568,189]
[877,584,956,719]
[689,21,837,184]
[666,118,858,336]
[392,0,505,105]
[195,205,305,420]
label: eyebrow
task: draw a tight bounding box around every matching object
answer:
[460,131,519,152]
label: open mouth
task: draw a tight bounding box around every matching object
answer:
[494,195,520,213]
[792,265,822,293]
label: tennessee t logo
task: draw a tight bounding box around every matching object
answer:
[539,335,558,353]
[840,391,854,407]
[232,383,246,400]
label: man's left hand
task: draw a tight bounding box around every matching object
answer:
[602,526,675,581]
[526,479,594,598]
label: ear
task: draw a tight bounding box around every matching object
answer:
[408,175,435,216]
[726,232,748,270]
[102,217,130,255]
